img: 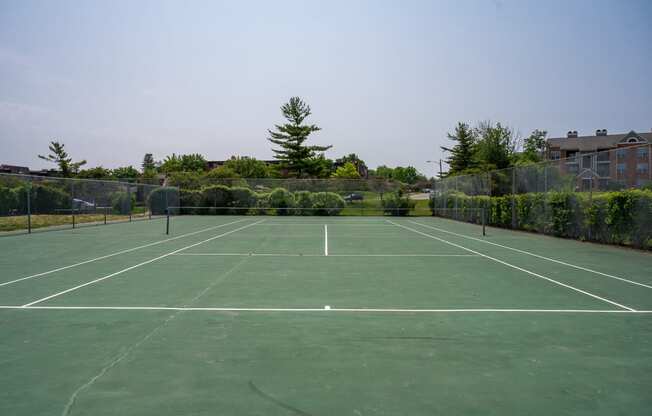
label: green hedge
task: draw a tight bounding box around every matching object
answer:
[429,189,652,249]
[175,186,346,216]
[381,191,415,216]
[268,188,295,215]
[311,192,345,216]
[110,191,135,215]
[0,185,20,215]
[147,187,179,215]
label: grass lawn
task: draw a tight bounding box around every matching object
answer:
[0,213,150,233]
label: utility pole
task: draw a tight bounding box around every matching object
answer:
[426,159,444,178]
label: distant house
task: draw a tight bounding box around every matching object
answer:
[546,129,652,189]
[0,164,30,174]
[206,158,281,171]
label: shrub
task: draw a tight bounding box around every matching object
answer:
[0,185,19,215]
[268,188,295,215]
[201,185,232,214]
[293,191,313,215]
[381,191,415,216]
[179,189,202,214]
[230,187,257,214]
[429,188,652,250]
[110,191,135,215]
[167,171,203,190]
[253,192,270,215]
[147,187,178,215]
[180,189,202,206]
[31,184,70,214]
[311,192,345,216]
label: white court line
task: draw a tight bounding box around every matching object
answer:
[324,224,328,256]
[257,223,394,227]
[21,220,265,307]
[172,253,480,257]
[0,218,248,288]
[387,220,636,312]
[409,219,652,290]
[1,305,651,313]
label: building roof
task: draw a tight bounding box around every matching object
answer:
[547,130,651,151]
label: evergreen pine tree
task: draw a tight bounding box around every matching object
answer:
[268,97,332,177]
[441,122,476,176]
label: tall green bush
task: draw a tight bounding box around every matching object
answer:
[230,187,257,214]
[293,191,313,215]
[268,188,295,215]
[110,191,135,215]
[147,187,178,215]
[381,191,415,216]
[0,185,19,215]
[311,192,345,216]
[201,185,232,214]
[31,184,70,214]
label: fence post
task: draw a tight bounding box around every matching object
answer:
[588,176,593,237]
[511,168,516,229]
[454,176,458,220]
[482,206,486,237]
[26,179,32,234]
[71,181,76,229]
[126,185,132,222]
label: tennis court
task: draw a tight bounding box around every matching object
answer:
[1,215,652,415]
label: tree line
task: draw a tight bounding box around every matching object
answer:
[34,96,427,185]
[441,121,547,178]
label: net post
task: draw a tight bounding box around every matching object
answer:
[166,208,170,235]
[104,206,107,225]
[26,179,32,234]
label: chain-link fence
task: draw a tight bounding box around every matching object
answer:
[166,177,436,217]
[0,173,179,235]
[430,144,652,249]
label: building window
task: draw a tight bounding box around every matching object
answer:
[596,150,610,162]
[597,164,610,177]
[637,147,649,159]
[617,163,626,176]
[617,148,627,159]
[636,163,648,175]
[566,151,578,164]
[550,150,560,160]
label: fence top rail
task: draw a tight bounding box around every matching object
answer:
[0,172,172,188]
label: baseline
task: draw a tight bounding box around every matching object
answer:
[1,305,651,313]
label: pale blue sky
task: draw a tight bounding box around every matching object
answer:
[1,0,651,175]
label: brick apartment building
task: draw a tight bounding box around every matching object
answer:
[546,129,652,189]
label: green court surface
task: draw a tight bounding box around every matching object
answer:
[1,216,651,415]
